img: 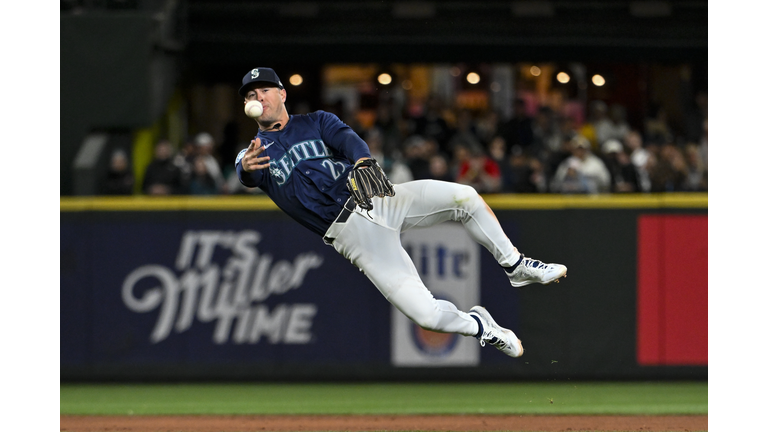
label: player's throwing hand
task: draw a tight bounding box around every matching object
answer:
[241,139,271,172]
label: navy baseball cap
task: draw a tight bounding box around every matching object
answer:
[239,67,284,96]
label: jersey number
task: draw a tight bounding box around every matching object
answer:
[321,160,346,180]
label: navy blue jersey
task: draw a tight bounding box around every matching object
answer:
[236,110,371,236]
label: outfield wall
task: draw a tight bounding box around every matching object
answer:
[60,194,707,381]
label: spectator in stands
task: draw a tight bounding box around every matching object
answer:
[499,98,534,151]
[475,109,501,148]
[647,143,688,192]
[683,143,707,191]
[188,155,220,195]
[550,158,594,194]
[579,100,608,150]
[455,146,502,194]
[550,135,611,194]
[403,135,433,180]
[488,135,513,190]
[546,132,576,181]
[504,145,540,193]
[528,156,548,193]
[101,149,134,195]
[172,138,194,186]
[450,143,472,182]
[178,137,197,168]
[194,132,227,194]
[142,139,186,195]
[644,103,672,146]
[558,115,580,145]
[531,106,563,162]
[596,104,631,146]
[487,135,507,166]
[427,153,453,182]
[624,130,651,192]
[447,109,484,156]
[601,139,641,193]
[410,94,452,153]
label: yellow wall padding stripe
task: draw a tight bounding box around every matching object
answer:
[482,193,708,209]
[60,195,280,211]
[60,193,707,212]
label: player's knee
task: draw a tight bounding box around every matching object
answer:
[409,309,440,331]
[452,184,484,213]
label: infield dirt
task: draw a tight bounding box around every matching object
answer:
[60,414,707,431]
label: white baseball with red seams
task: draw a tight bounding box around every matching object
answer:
[244,100,263,118]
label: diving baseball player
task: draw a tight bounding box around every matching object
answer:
[235,67,567,358]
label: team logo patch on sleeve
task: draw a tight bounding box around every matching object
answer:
[235,149,247,166]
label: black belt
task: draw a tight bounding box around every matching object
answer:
[323,197,356,244]
[336,197,355,223]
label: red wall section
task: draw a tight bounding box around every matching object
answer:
[637,215,708,366]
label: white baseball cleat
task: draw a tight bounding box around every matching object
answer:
[469,306,524,358]
[506,255,567,288]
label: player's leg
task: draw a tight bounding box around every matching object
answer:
[328,210,524,357]
[330,213,478,336]
[395,180,519,265]
[396,180,567,286]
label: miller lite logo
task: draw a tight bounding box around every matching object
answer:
[121,230,324,344]
[251,68,260,79]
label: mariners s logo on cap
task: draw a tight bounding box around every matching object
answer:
[239,67,284,96]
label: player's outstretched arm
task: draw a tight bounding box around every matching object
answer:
[240,139,271,172]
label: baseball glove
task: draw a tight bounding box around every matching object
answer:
[346,158,395,211]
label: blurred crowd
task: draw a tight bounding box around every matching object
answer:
[102,93,707,196]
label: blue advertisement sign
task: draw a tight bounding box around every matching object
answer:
[60,215,388,368]
[61,211,523,376]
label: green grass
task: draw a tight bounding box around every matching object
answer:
[60,381,707,416]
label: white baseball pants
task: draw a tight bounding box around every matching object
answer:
[324,180,522,337]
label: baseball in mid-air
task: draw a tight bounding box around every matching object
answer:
[244,100,263,118]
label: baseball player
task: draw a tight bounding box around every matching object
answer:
[235,67,567,358]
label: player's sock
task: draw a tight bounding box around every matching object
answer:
[470,314,484,339]
[502,254,524,275]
